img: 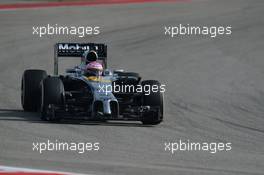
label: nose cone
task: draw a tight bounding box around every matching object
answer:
[103,99,111,115]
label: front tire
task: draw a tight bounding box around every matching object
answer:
[21,69,47,111]
[41,77,64,122]
[141,80,164,125]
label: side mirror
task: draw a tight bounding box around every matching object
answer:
[66,68,82,76]
[113,69,124,73]
[103,69,112,76]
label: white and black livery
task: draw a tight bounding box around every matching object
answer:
[21,43,164,125]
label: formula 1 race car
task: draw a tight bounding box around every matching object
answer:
[21,43,164,125]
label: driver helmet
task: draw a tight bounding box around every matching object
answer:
[85,61,103,76]
[81,50,98,64]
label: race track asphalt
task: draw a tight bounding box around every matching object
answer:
[0,0,263,174]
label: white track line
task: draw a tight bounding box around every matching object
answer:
[0,165,91,175]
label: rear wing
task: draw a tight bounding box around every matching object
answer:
[54,43,107,75]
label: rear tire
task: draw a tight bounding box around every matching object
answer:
[21,69,47,112]
[41,77,64,122]
[141,80,164,125]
